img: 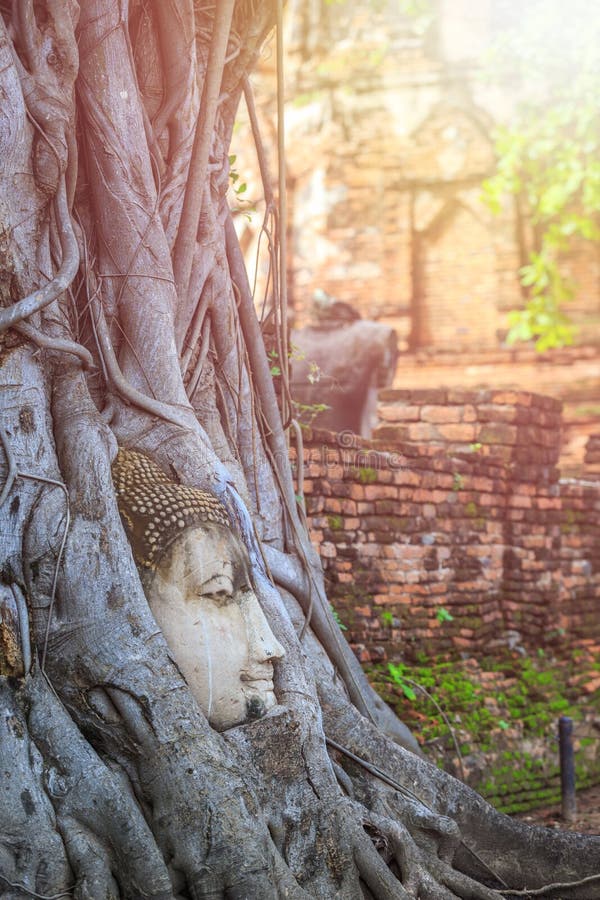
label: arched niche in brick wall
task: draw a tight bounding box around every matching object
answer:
[410,198,501,351]
[405,103,495,183]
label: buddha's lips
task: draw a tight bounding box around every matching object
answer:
[241,674,275,692]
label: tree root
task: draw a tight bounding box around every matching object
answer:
[5,4,600,899]
[13,320,94,371]
[317,665,600,898]
[0,672,173,900]
[0,177,79,335]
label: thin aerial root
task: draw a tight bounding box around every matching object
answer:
[14,320,95,370]
[17,470,70,672]
[0,872,73,899]
[181,290,211,373]
[331,759,355,798]
[398,676,465,781]
[498,872,600,897]
[89,294,195,434]
[326,736,425,806]
[172,0,236,299]
[186,322,212,402]
[0,176,79,334]
[242,75,276,210]
[0,425,18,506]
[11,583,32,675]
[290,418,306,514]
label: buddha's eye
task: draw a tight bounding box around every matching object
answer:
[201,589,234,605]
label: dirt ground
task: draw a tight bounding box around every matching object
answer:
[517,783,600,835]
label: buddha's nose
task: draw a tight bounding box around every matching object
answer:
[245,593,285,663]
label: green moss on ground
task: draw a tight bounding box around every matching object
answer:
[368,652,600,814]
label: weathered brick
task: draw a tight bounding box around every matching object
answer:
[364,484,398,500]
[477,404,518,424]
[491,390,532,406]
[348,483,365,500]
[344,517,361,529]
[320,542,336,558]
[378,403,421,422]
[407,422,440,442]
[477,423,518,446]
[373,424,410,441]
[420,405,462,424]
[437,423,477,442]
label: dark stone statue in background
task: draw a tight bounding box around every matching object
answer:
[291,294,398,437]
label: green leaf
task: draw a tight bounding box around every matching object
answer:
[400,682,417,701]
[330,604,347,631]
[436,607,454,623]
[388,664,418,702]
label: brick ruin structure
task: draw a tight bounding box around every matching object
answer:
[235,1,600,352]
[237,1,600,471]
[233,0,600,474]
[291,389,600,811]
[232,0,600,809]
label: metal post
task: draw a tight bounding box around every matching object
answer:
[558,715,576,822]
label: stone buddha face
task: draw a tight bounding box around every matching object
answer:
[143,522,285,731]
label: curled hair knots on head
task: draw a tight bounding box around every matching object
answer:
[111,448,230,569]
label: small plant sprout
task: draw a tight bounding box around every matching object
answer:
[436,607,454,624]
[452,472,464,491]
[307,361,322,384]
[267,348,282,376]
[388,663,417,701]
[292,401,331,427]
[330,605,347,631]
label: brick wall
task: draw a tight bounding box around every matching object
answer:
[558,479,600,640]
[295,389,590,663]
[290,388,600,809]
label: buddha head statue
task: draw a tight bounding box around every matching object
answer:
[112,449,285,731]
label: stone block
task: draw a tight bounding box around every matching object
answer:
[420,405,463,424]
[491,391,532,406]
[364,484,399,500]
[372,424,410,441]
[477,423,518,446]
[378,403,421,422]
[477,404,518,424]
[437,423,477,442]
[320,542,336,558]
[407,422,441,442]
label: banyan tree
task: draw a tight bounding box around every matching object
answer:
[1,2,599,897]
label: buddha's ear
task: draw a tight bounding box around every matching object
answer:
[141,543,181,597]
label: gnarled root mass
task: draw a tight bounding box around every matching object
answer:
[0,1,598,897]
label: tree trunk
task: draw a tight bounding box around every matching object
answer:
[1,2,599,898]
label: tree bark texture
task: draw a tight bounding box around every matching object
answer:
[0,2,599,898]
